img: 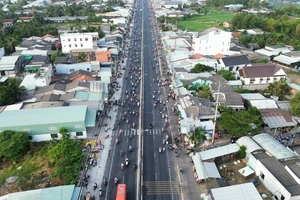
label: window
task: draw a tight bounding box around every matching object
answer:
[75,44,78,47]
[75,124,83,128]
[70,69,74,72]
[260,172,265,179]
[80,44,83,47]
[281,195,285,200]
[69,44,71,48]
[80,38,82,41]
[85,38,88,41]
[74,38,77,41]
[68,39,70,42]
[76,132,83,136]
[87,68,90,71]
[23,129,31,132]
[51,134,58,138]
[49,127,57,131]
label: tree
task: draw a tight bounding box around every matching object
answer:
[190,64,213,73]
[290,92,300,116]
[237,145,247,159]
[189,127,206,144]
[76,52,87,62]
[218,107,262,137]
[0,78,25,106]
[198,84,211,99]
[47,128,84,184]
[266,78,291,100]
[217,69,235,80]
[0,130,30,161]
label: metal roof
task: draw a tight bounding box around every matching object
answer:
[221,55,250,67]
[252,133,295,159]
[0,105,88,127]
[249,99,278,109]
[211,183,262,200]
[260,108,296,128]
[236,136,262,153]
[192,154,221,180]
[199,143,240,161]
[240,93,266,100]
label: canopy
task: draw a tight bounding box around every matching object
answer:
[238,166,255,177]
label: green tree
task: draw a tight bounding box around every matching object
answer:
[0,130,30,161]
[218,107,262,137]
[217,69,235,80]
[290,92,300,116]
[266,78,291,100]
[47,128,84,184]
[190,63,213,73]
[0,78,25,106]
[237,145,247,159]
[76,52,87,62]
[198,84,211,99]
[189,127,206,144]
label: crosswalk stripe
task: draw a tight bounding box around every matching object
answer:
[144,181,180,195]
[114,129,164,137]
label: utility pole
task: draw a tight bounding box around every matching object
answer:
[212,81,221,145]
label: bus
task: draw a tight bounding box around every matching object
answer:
[116,184,127,200]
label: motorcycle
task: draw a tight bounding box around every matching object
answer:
[120,150,123,157]
[103,178,107,186]
[133,164,137,170]
[129,146,133,152]
[105,134,109,139]
[125,158,129,166]
[93,183,97,191]
[116,138,119,144]
[99,188,103,197]
[180,168,183,174]
[121,163,125,170]
[158,147,162,153]
[175,152,179,157]
[114,178,118,185]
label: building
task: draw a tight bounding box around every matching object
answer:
[192,28,232,55]
[60,32,99,53]
[44,16,88,23]
[215,55,251,72]
[0,56,25,77]
[224,4,243,10]
[162,1,182,8]
[0,105,96,141]
[238,64,287,85]
[0,47,5,60]
[55,62,94,74]
[2,19,13,27]
[96,48,112,62]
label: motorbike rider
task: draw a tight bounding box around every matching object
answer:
[121,163,125,170]
[114,177,118,184]
[129,145,133,152]
[120,150,123,157]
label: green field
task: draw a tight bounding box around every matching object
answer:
[177,10,233,32]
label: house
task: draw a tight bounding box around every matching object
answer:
[100,24,111,34]
[0,56,24,77]
[41,34,59,42]
[34,83,67,97]
[162,1,182,9]
[0,105,96,141]
[54,55,76,65]
[2,19,13,27]
[60,32,99,53]
[224,4,243,10]
[96,48,112,62]
[273,51,300,70]
[55,62,94,74]
[215,55,251,72]
[252,152,300,200]
[21,49,48,56]
[255,45,292,58]
[66,69,96,82]
[192,28,232,55]
[238,64,287,85]
[44,16,88,23]
[259,108,297,129]
[23,55,49,73]
[17,16,34,22]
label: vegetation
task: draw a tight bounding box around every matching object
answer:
[206,0,262,8]
[251,59,269,64]
[189,127,206,143]
[176,9,232,32]
[50,51,65,64]
[290,92,300,116]
[47,128,84,184]
[217,69,235,80]
[265,79,291,100]
[0,131,30,161]
[232,13,300,50]
[237,145,247,159]
[0,78,25,106]
[218,106,262,137]
[76,52,87,62]
[190,63,214,73]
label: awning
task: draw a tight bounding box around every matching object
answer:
[24,66,40,71]
[192,154,221,180]
[199,143,240,161]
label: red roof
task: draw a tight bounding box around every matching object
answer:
[41,34,56,40]
[190,53,204,59]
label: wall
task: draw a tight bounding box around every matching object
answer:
[242,76,285,85]
[35,66,52,87]
[31,131,87,142]
[255,160,292,200]
[61,34,94,53]
[0,48,5,59]
[55,63,92,74]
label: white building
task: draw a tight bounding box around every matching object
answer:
[162,1,182,9]
[60,32,99,53]
[192,28,232,55]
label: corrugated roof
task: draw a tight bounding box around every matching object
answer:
[199,143,240,161]
[211,183,262,200]
[0,105,87,128]
[249,99,278,109]
[252,133,295,159]
[260,108,296,128]
[192,154,221,180]
[240,93,266,100]
[221,55,250,67]
[236,136,262,153]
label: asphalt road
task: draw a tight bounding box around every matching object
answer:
[102,0,180,199]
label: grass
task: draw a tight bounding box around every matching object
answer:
[177,9,233,32]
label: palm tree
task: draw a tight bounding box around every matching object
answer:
[267,78,291,100]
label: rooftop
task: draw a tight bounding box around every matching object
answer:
[239,64,283,78]
[220,55,251,67]
[260,108,297,128]
[240,93,266,100]
[0,56,19,68]
[0,105,88,128]
[22,101,64,109]
[252,133,295,159]
[254,152,300,196]
[249,99,278,109]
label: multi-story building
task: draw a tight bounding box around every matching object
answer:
[60,32,99,53]
[192,28,232,56]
